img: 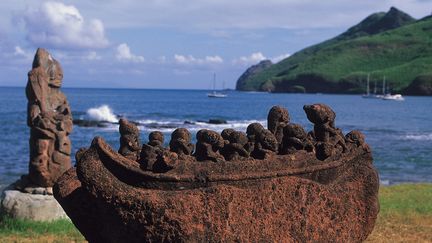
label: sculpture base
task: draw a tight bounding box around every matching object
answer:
[1,183,68,221]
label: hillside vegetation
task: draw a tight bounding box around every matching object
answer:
[236,7,432,95]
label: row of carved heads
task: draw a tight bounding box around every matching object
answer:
[117,104,367,172]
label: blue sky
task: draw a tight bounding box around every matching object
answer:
[0,0,430,89]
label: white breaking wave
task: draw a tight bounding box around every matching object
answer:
[86,105,118,123]
[402,133,432,141]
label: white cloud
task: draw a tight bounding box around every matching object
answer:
[233,52,291,65]
[31,1,430,31]
[116,43,144,63]
[205,55,224,64]
[271,53,290,63]
[13,46,32,60]
[232,52,266,65]
[20,1,109,49]
[85,51,101,61]
[174,54,223,65]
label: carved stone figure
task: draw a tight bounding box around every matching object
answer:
[26,48,72,187]
[118,118,141,161]
[281,123,314,154]
[169,128,194,157]
[345,130,370,152]
[267,105,289,146]
[246,123,278,159]
[303,104,347,160]
[194,129,225,162]
[54,104,379,242]
[139,131,165,171]
[221,130,249,161]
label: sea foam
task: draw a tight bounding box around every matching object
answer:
[87,105,118,123]
[402,133,432,141]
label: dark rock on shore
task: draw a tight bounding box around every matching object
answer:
[196,119,227,124]
[236,60,272,91]
[403,75,432,96]
[73,119,112,127]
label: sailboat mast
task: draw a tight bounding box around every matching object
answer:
[373,79,377,94]
[382,76,386,95]
[213,73,216,91]
[366,74,370,95]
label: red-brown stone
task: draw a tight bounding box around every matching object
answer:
[26,48,72,187]
[54,104,379,242]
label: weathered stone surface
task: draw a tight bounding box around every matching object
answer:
[1,188,68,221]
[118,118,141,161]
[169,128,194,156]
[194,129,225,162]
[303,104,346,160]
[26,48,72,187]
[267,105,289,146]
[220,130,249,161]
[54,104,379,242]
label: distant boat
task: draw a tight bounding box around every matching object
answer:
[380,76,405,101]
[382,93,405,101]
[362,74,382,99]
[207,73,227,98]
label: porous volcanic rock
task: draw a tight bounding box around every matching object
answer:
[26,48,73,187]
[54,104,379,242]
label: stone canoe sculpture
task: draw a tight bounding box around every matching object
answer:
[26,48,73,188]
[54,104,379,242]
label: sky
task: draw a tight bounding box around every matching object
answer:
[0,0,431,89]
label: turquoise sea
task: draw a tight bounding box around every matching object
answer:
[1,87,431,188]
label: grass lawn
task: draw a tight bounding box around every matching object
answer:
[1,183,431,242]
[367,183,432,243]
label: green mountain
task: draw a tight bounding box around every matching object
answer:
[236,7,432,95]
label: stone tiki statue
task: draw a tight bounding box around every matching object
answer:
[26,48,73,187]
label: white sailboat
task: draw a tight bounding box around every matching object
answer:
[207,73,227,98]
[382,93,404,101]
[380,76,405,101]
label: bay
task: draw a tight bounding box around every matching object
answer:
[0,87,431,188]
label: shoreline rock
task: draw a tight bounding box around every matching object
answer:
[1,180,68,221]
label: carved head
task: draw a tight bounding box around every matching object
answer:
[149,131,164,145]
[345,130,365,146]
[284,124,307,139]
[303,104,335,125]
[119,119,139,136]
[246,123,264,137]
[171,128,191,143]
[48,60,63,88]
[196,129,224,148]
[229,131,248,145]
[257,129,279,152]
[32,48,63,88]
[267,106,290,133]
[221,128,235,140]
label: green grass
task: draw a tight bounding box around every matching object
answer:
[367,184,432,242]
[379,183,432,215]
[0,215,84,242]
[237,11,432,93]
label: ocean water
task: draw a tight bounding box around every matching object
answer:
[0,87,431,188]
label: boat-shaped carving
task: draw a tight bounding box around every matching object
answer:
[54,104,379,242]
